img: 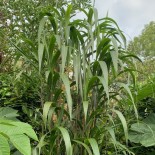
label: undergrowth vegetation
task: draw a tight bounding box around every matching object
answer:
[0,1,155,155]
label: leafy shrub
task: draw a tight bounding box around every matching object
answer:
[0,107,38,155]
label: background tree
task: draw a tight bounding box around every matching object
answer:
[128,21,155,57]
[0,0,92,72]
[128,21,155,84]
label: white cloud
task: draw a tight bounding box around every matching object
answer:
[94,0,155,40]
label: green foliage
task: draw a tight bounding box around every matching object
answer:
[128,21,155,57]
[138,97,155,118]
[129,113,155,147]
[2,1,153,155]
[0,0,92,72]
[12,5,137,154]
[0,107,38,155]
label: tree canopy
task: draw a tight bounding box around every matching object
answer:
[128,21,155,57]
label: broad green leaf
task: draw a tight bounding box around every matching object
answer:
[88,138,100,155]
[136,82,155,102]
[0,123,23,136]
[8,122,38,141]
[0,120,38,141]
[0,134,10,155]
[57,126,72,155]
[0,107,18,120]
[60,74,73,120]
[12,151,22,155]
[129,113,155,147]
[10,134,31,155]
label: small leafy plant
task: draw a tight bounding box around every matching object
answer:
[0,107,38,155]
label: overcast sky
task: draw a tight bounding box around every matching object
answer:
[94,0,155,41]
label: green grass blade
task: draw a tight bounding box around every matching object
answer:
[113,109,128,145]
[83,101,89,122]
[65,5,72,25]
[73,55,79,92]
[36,134,48,155]
[110,50,118,73]
[60,74,73,120]
[57,126,72,155]
[65,5,72,42]
[87,8,94,24]
[48,107,56,131]
[43,102,52,129]
[61,44,68,73]
[98,76,109,102]
[88,138,100,155]
[99,61,108,86]
[119,83,138,119]
[73,140,92,155]
[136,82,155,101]
[38,17,47,43]
[38,43,44,72]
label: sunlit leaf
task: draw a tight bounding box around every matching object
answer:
[43,102,52,129]
[0,134,10,155]
[57,126,72,155]
[88,138,100,155]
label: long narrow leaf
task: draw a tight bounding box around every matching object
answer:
[113,109,128,145]
[38,43,44,72]
[88,138,100,155]
[57,126,72,155]
[60,74,73,119]
[83,101,89,122]
[43,102,52,129]
[73,140,92,155]
[119,83,138,119]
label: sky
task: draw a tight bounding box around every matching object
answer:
[94,0,155,41]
